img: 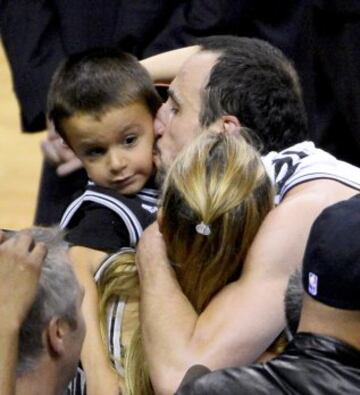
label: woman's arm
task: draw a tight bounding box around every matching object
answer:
[69,247,123,395]
[141,46,200,83]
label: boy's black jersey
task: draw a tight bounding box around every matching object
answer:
[60,181,158,252]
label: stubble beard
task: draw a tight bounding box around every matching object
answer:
[155,164,168,189]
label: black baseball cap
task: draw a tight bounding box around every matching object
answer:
[302,194,360,309]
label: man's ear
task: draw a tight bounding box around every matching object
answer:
[46,317,70,357]
[221,115,241,137]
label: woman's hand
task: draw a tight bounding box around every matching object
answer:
[0,230,46,395]
[0,230,47,330]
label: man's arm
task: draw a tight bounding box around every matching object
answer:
[137,181,355,395]
[0,231,46,395]
[137,221,289,395]
[141,46,200,83]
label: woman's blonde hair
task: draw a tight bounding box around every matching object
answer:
[98,130,274,394]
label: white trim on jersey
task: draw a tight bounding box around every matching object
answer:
[94,248,134,280]
[279,172,360,201]
[137,188,159,205]
[67,366,86,395]
[107,299,126,375]
[60,191,144,246]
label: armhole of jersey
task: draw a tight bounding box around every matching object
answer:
[94,247,135,280]
[94,248,135,375]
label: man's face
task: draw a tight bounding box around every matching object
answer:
[153,51,218,180]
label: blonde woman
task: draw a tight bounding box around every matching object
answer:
[88,130,274,395]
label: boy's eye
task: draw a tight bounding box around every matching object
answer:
[85,147,105,158]
[123,134,138,146]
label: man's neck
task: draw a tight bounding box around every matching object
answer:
[298,295,360,351]
[16,363,60,395]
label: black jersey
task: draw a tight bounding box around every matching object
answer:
[60,181,158,252]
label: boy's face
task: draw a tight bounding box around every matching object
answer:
[63,102,154,195]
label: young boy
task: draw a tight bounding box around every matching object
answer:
[46,49,162,395]
[47,48,161,252]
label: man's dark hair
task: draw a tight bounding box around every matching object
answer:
[197,36,308,153]
[47,47,161,142]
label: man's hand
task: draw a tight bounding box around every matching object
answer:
[0,231,47,329]
[41,126,82,177]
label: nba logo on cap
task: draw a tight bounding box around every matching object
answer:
[308,272,318,296]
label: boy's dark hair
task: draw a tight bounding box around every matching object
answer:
[197,36,308,153]
[47,47,161,142]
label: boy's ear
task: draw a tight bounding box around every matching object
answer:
[221,115,242,137]
[47,118,71,149]
[46,317,70,357]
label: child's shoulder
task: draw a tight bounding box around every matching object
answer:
[60,182,159,253]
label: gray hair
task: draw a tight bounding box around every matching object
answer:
[284,269,303,338]
[15,227,80,375]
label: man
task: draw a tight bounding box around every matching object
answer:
[4,0,310,226]
[151,35,308,183]
[0,228,85,395]
[176,195,360,394]
[135,36,360,394]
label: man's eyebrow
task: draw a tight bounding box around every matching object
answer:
[168,88,182,106]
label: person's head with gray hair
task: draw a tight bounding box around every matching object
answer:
[7,226,86,395]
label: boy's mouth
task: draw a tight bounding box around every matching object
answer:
[111,176,134,190]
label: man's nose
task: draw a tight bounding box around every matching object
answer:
[154,105,167,137]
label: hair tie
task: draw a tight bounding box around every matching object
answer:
[195,221,211,236]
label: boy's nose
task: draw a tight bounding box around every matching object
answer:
[108,149,126,173]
